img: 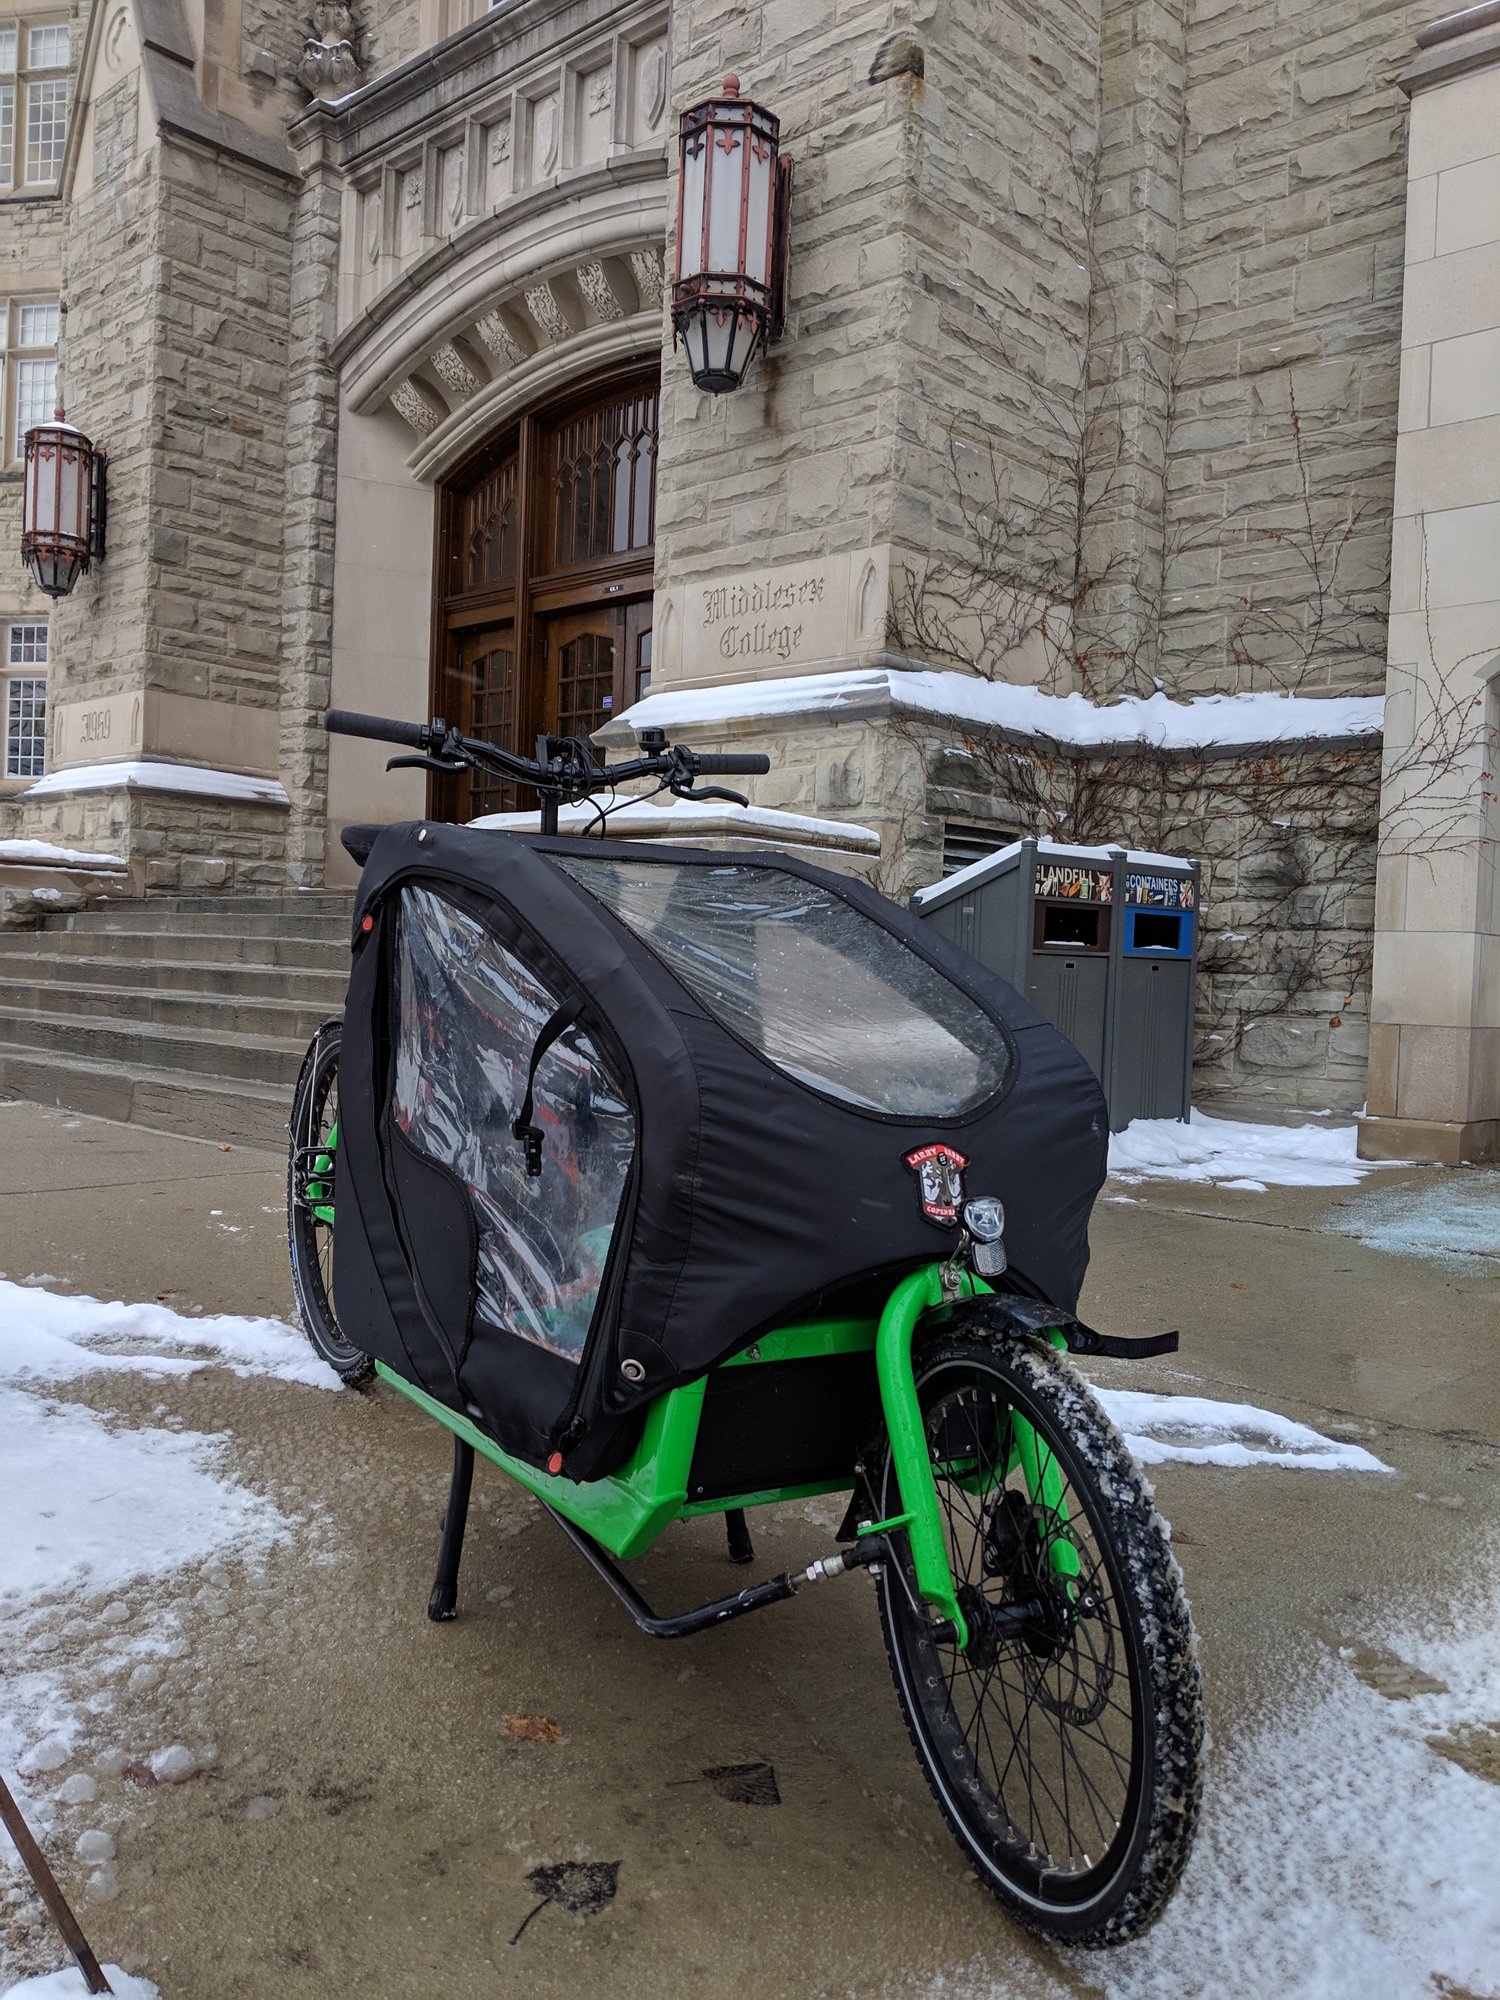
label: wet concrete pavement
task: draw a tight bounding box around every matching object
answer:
[1,1100,1497,2000]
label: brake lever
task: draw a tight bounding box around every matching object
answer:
[671,782,750,807]
[386,753,469,774]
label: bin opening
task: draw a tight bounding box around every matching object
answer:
[1131,911,1182,951]
[1037,902,1108,951]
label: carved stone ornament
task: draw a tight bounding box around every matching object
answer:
[524,282,573,345]
[576,261,626,323]
[431,344,481,401]
[586,70,612,115]
[404,171,424,210]
[390,379,443,435]
[628,247,664,306]
[489,123,511,167]
[299,0,363,100]
[475,310,526,371]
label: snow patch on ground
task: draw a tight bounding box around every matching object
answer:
[926,1562,1500,2000]
[1095,1388,1391,1473]
[1,1970,161,1999]
[0,1280,325,1953]
[0,1278,341,1391]
[0,1386,286,1607]
[1329,1171,1500,1274]
[1108,1109,1397,1190]
[1089,1574,1500,1999]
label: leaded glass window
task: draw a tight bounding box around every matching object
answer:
[0,17,67,188]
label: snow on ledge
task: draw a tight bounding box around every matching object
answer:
[23,761,289,806]
[0,838,127,872]
[618,667,1385,752]
[471,796,881,851]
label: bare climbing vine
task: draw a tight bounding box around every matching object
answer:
[886,162,1494,1093]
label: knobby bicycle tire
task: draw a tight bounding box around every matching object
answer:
[874,1305,1202,1946]
[287,1019,372,1386]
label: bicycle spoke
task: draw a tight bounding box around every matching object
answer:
[899,1367,1145,1885]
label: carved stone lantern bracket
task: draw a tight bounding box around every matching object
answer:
[299,0,363,100]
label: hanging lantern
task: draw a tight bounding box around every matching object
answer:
[21,408,106,599]
[672,75,793,393]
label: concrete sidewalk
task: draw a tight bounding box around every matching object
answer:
[1,1098,1497,1999]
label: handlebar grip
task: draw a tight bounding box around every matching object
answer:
[324,709,435,750]
[687,753,771,776]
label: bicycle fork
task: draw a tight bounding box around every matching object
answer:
[864,1266,1081,1653]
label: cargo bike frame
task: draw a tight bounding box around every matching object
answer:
[289,708,1204,1949]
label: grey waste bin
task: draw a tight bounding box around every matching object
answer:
[912,838,1199,1131]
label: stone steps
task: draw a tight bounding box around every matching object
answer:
[0,893,354,1147]
[0,979,340,1041]
[51,902,352,940]
[0,1048,299,1150]
[0,952,348,1003]
[0,929,348,968]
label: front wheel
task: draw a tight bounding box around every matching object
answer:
[287,1019,372,1385]
[874,1311,1202,1947]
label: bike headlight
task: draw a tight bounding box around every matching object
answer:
[963,1196,1005,1241]
[962,1196,1007,1275]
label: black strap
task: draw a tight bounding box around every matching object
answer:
[512,996,584,1177]
[1069,1322,1181,1361]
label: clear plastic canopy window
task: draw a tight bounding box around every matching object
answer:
[393,887,635,1363]
[556,857,1013,1117]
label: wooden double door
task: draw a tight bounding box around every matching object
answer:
[433,372,658,823]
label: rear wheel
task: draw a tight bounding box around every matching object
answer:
[287,1019,371,1385]
[874,1310,1202,1946]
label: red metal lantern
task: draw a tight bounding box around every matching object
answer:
[21,407,106,599]
[672,75,792,393]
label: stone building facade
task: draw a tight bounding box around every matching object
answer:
[0,0,1497,1156]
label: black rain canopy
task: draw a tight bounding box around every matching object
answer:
[334,825,1108,1478]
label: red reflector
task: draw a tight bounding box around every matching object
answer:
[360,915,374,933]
[547,1451,564,1474]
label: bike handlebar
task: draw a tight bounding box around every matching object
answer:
[325,709,439,751]
[686,752,771,776]
[320,708,770,801]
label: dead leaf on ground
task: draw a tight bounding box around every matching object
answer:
[509,1859,620,1945]
[122,1762,157,1787]
[504,1714,562,1743]
[704,1761,781,1806]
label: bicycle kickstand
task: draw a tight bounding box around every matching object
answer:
[428,1436,475,1621]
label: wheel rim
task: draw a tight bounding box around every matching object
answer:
[290,1041,356,1363]
[882,1359,1147,1909]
